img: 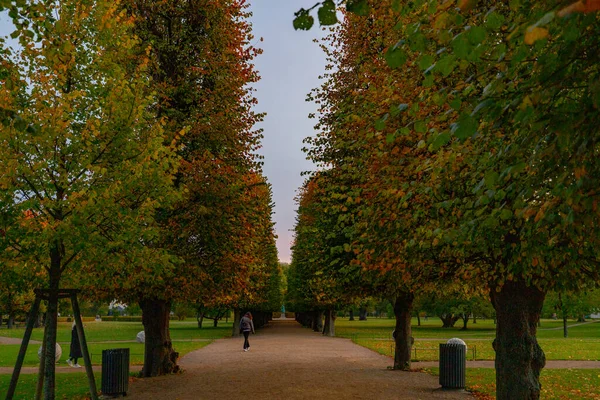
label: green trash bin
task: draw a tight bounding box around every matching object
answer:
[101,348,129,396]
[439,343,466,389]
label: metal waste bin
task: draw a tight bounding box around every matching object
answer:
[439,343,466,389]
[101,348,129,396]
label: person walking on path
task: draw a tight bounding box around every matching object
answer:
[240,312,255,352]
[66,322,82,368]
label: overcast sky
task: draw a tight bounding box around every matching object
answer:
[0,2,328,263]
[248,1,327,263]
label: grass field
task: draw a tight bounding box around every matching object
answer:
[423,367,600,400]
[0,372,103,400]
[335,317,600,361]
[0,340,212,368]
[336,317,600,399]
[0,319,232,399]
[0,319,233,343]
[0,319,232,368]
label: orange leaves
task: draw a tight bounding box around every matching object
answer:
[558,0,600,17]
[457,0,480,12]
[574,166,587,179]
[524,27,549,45]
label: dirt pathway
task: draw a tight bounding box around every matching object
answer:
[126,320,472,400]
[0,337,41,345]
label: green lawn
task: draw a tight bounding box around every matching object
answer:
[423,367,600,400]
[335,317,600,361]
[0,340,211,367]
[0,372,104,400]
[0,318,233,343]
[335,317,600,339]
[0,319,230,368]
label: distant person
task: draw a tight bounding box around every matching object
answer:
[240,312,255,352]
[66,323,82,368]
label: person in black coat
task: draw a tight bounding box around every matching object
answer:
[67,323,82,368]
[240,312,255,352]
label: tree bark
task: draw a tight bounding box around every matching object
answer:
[491,281,546,400]
[7,313,15,329]
[322,309,335,336]
[349,309,354,321]
[232,310,241,337]
[213,318,218,328]
[197,311,204,329]
[440,313,459,328]
[312,310,323,332]
[416,312,421,327]
[43,242,62,400]
[359,307,367,320]
[139,298,179,377]
[393,292,414,370]
[460,313,469,330]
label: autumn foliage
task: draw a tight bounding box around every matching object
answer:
[294,0,600,398]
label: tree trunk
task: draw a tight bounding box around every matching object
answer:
[349,309,354,321]
[312,310,323,332]
[322,309,335,336]
[197,311,204,329]
[43,241,62,400]
[232,310,241,337]
[139,298,179,377]
[393,292,414,370]
[213,318,218,328]
[460,313,469,330]
[577,315,586,323]
[473,313,477,324]
[440,313,459,328]
[34,312,43,328]
[359,307,367,321]
[416,312,421,327]
[7,313,15,329]
[491,281,546,400]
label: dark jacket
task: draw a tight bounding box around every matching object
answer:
[70,325,83,358]
[240,316,255,333]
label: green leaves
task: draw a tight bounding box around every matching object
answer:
[346,0,369,16]
[293,9,315,31]
[484,171,499,190]
[451,114,478,139]
[318,0,338,26]
[385,44,407,69]
[485,12,505,30]
[435,55,456,77]
[431,132,452,151]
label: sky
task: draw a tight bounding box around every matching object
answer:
[247,1,328,263]
[0,2,328,264]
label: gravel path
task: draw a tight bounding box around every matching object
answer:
[126,320,473,400]
[0,337,41,345]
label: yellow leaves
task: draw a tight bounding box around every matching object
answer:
[524,27,549,45]
[558,0,600,17]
